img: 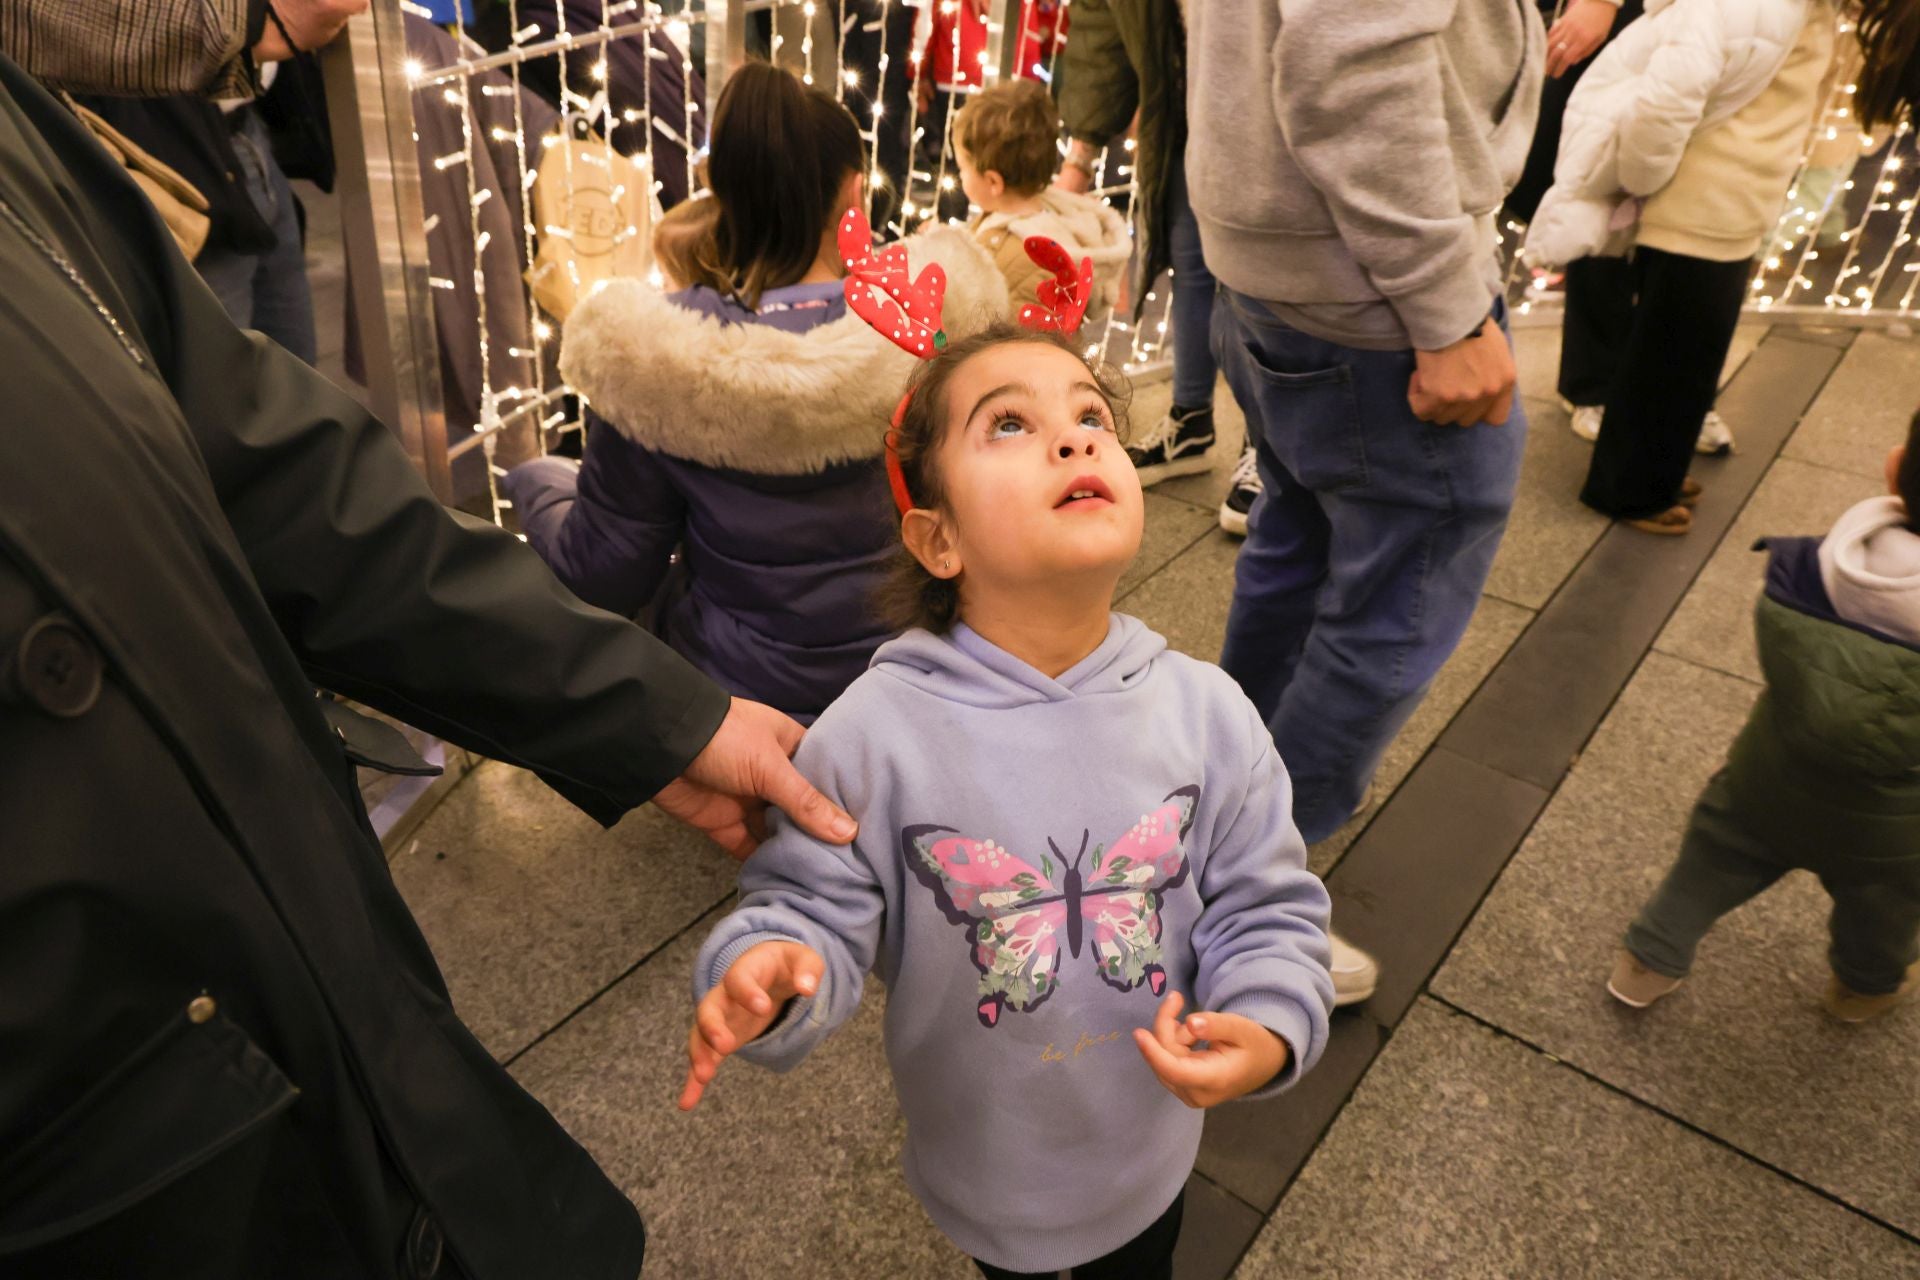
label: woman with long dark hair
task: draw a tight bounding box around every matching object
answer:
[503,63,1007,722]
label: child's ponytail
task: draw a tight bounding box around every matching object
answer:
[706,62,864,308]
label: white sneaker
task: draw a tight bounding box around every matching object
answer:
[1217,443,1263,537]
[1570,404,1603,443]
[1328,930,1379,1007]
[1695,411,1734,456]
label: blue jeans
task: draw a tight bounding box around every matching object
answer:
[196,109,317,365]
[1166,160,1217,410]
[1215,289,1526,843]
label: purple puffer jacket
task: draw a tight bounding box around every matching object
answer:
[503,227,1009,722]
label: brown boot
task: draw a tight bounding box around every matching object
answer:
[1822,961,1920,1023]
[1608,950,1683,1008]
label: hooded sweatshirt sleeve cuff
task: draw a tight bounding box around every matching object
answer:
[698,930,825,1073]
[1214,992,1324,1101]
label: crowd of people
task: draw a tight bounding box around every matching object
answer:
[1,0,1919,1276]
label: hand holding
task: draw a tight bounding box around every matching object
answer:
[679,941,825,1110]
[1545,0,1618,78]
[1131,991,1290,1109]
[651,697,856,860]
[1409,320,1516,428]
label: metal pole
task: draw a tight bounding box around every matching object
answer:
[983,0,1021,84]
[322,0,451,503]
[706,0,747,118]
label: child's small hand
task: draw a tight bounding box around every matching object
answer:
[1132,991,1289,1109]
[679,941,824,1111]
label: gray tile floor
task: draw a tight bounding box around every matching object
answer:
[311,192,1920,1272]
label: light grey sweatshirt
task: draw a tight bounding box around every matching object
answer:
[1185,0,1545,351]
[696,616,1334,1272]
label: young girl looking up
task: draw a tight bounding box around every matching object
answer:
[502,63,1006,722]
[680,324,1335,1279]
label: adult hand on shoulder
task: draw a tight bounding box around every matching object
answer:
[651,697,857,861]
[680,940,825,1110]
[1408,320,1516,428]
[1545,0,1618,79]
[254,0,370,62]
[1132,991,1290,1108]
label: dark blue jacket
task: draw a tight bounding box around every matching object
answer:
[502,229,1009,720]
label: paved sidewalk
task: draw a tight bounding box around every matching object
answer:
[373,313,1920,1277]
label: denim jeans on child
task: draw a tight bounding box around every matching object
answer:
[195,107,317,365]
[1215,288,1526,843]
[1165,160,1218,410]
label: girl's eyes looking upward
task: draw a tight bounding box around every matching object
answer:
[984,402,1113,440]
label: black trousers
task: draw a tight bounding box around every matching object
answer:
[973,1192,1185,1280]
[1557,254,1637,408]
[1579,247,1752,519]
[1506,0,1647,223]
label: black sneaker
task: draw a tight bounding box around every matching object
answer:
[1218,443,1262,537]
[1127,405,1215,486]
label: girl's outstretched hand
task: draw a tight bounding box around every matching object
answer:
[679,941,825,1111]
[1132,991,1290,1109]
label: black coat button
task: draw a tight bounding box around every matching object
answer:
[15,615,102,718]
[405,1208,445,1279]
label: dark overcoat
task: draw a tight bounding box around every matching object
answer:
[0,53,728,1279]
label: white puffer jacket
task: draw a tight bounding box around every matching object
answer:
[1524,0,1816,267]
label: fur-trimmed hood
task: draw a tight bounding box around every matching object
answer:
[559,225,1009,475]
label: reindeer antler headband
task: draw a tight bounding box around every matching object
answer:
[839,207,1098,514]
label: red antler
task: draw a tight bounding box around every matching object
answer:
[1017,236,1095,336]
[839,207,950,358]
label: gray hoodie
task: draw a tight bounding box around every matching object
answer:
[696,615,1333,1272]
[1185,0,1544,351]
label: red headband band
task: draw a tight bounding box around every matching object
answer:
[840,208,1098,515]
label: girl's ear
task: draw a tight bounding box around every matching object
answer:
[902,508,961,580]
[1888,443,1907,498]
[836,168,866,220]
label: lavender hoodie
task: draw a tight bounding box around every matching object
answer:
[695,615,1334,1273]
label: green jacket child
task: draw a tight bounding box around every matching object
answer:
[1612,436,1920,1023]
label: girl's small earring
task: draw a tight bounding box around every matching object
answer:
[942,559,952,571]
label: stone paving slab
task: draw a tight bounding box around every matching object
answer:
[1783,330,1920,481]
[1434,653,1920,1237]
[1483,398,1611,611]
[1237,999,1920,1279]
[1121,492,1220,598]
[510,927,979,1280]
[1656,458,1883,684]
[393,761,738,1060]
[1306,599,1534,876]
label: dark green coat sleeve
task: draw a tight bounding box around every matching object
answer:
[151,219,730,825]
[1055,0,1139,144]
